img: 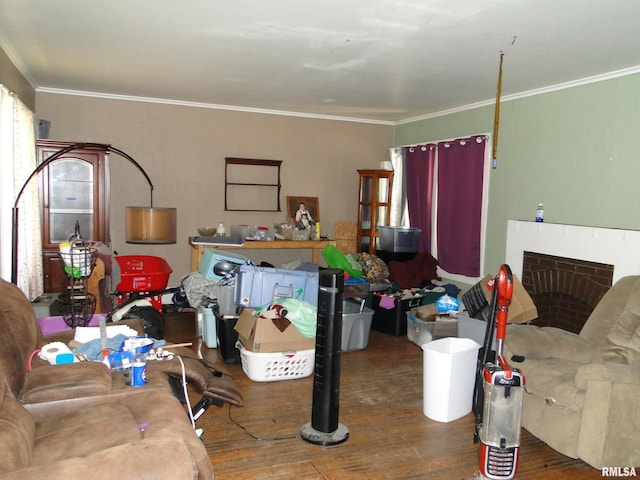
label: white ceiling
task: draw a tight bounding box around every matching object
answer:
[2,0,640,123]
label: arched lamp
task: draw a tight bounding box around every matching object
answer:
[11,142,177,284]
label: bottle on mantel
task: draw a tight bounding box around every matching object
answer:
[535,204,544,223]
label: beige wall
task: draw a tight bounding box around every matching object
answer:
[36,92,393,282]
[0,46,35,110]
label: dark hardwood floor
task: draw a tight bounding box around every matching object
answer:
[164,310,602,480]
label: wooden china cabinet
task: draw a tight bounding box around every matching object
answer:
[356,169,393,254]
[37,140,110,293]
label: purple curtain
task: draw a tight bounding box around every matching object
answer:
[436,135,486,276]
[404,144,436,252]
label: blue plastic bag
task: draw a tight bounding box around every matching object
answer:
[435,294,460,313]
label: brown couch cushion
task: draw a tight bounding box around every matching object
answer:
[505,324,595,364]
[20,362,112,404]
[0,378,35,473]
[0,278,42,396]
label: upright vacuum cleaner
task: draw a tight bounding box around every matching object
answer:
[472,264,524,480]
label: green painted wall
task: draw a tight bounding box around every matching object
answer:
[395,73,640,278]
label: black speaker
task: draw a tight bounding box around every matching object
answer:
[38,119,51,139]
[300,268,349,446]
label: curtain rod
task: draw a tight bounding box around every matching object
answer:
[395,134,490,150]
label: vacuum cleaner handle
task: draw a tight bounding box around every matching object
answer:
[494,264,514,344]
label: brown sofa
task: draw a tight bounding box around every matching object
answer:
[504,275,640,469]
[0,277,243,479]
[0,367,210,479]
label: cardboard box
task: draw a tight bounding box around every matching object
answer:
[234,308,316,353]
[462,273,537,324]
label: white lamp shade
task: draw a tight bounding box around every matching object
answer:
[125,207,177,244]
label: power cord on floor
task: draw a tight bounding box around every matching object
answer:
[176,355,196,429]
[227,403,299,442]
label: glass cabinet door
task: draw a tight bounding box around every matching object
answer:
[360,176,373,204]
[48,158,95,243]
[37,140,109,293]
[356,169,393,254]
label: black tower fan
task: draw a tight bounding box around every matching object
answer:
[300,268,349,445]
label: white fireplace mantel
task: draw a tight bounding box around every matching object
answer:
[506,220,640,283]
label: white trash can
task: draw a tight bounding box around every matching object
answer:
[422,337,480,423]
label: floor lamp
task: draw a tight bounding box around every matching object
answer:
[11,142,177,285]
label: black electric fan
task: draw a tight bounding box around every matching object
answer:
[300,268,349,445]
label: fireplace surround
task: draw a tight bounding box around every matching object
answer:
[521,251,612,333]
[506,220,640,332]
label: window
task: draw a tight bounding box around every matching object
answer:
[0,85,40,296]
[391,134,491,283]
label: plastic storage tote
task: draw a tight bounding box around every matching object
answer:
[342,299,374,352]
[371,294,423,336]
[422,337,480,423]
[377,226,421,253]
[406,311,458,346]
[236,264,319,308]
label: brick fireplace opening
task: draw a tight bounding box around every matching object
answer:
[521,252,613,334]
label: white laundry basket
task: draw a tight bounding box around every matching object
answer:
[422,337,480,423]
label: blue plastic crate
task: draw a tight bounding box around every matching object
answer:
[236,264,319,308]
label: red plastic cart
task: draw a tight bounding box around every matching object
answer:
[114,255,172,313]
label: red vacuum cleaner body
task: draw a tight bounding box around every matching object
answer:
[475,265,525,480]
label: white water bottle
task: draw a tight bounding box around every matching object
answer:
[535,204,544,223]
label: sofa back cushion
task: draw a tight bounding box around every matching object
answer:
[0,372,35,474]
[595,308,640,364]
[580,276,640,348]
[0,279,42,396]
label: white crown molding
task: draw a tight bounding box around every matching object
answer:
[35,87,395,126]
[35,64,640,126]
[396,65,640,125]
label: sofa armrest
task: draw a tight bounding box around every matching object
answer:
[575,362,640,468]
[20,362,112,404]
[575,362,640,390]
[147,347,243,407]
[505,324,595,363]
